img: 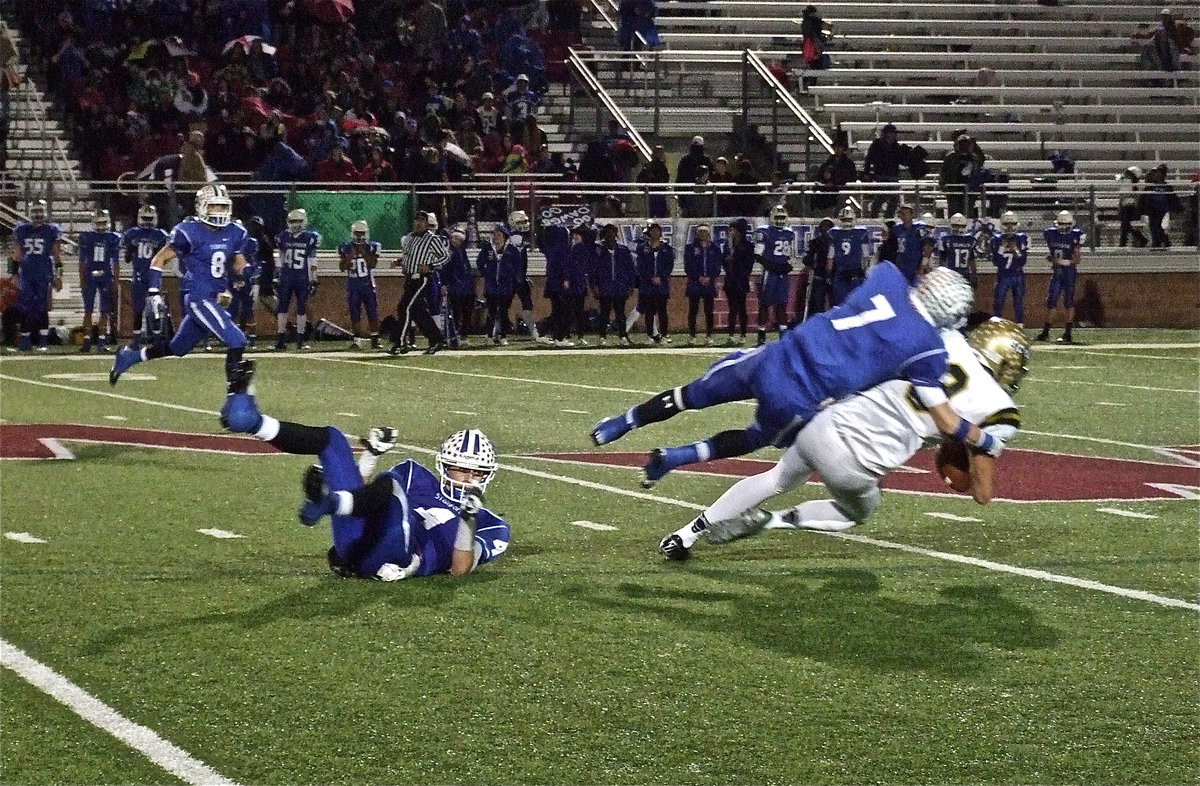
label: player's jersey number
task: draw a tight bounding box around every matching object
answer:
[829,294,896,331]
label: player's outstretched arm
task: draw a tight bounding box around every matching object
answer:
[968,451,996,505]
[450,486,485,576]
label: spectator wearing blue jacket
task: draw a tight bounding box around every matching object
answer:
[554,225,593,345]
[590,224,636,345]
[636,221,674,343]
[684,224,723,344]
[444,230,478,346]
[477,225,520,345]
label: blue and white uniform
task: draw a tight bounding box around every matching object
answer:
[827,225,870,305]
[12,221,61,326]
[990,231,1029,324]
[316,430,511,578]
[754,224,795,308]
[274,229,321,316]
[339,239,381,323]
[684,262,949,450]
[892,221,926,283]
[78,229,122,315]
[122,225,169,316]
[939,232,978,284]
[1044,226,1084,309]
[166,218,251,354]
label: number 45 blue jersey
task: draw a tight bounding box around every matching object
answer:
[168,219,250,300]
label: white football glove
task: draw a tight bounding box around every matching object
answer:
[146,291,165,314]
[375,554,421,581]
[217,290,233,308]
[362,426,398,456]
[460,485,485,518]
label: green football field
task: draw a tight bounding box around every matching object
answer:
[1,329,1198,785]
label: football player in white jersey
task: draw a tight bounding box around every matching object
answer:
[665,317,1030,557]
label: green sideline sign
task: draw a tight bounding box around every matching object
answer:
[290,191,412,249]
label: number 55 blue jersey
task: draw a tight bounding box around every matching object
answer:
[686,262,948,446]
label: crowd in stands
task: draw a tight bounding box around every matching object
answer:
[12,0,583,188]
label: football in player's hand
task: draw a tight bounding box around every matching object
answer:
[936,441,972,493]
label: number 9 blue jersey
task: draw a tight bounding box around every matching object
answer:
[168,219,251,300]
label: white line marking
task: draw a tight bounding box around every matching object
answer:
[4,532,47,543]
[197,528,245,539]
[924,512,983,522]
[1143,483,1200,500]
[43,372,157,382]
[335,412,359,418]
[1048,365,1094,370]
[1078,350,1199,361]
[0,638,240,786]
[9,370,1197,610]
[830,532,1200,611]
[1018,432,1200,467]
[1033,378,1195,394]
[38,438,76,460]
[570,520,618,531]
[1095,402,1128,407]
[103,415,129,420]
[0,374,214,416]
[561,409,589,414]
[449,410,478,416]
[1096,508,1159,520]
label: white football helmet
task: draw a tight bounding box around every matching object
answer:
[287,208,308,233]
[1000,211,1019,231]
[508,210,531,233]
[770,205,788,228]
[29,199,48,223]
[921,212,936,236]
[969,317,1032,394]
[138,204,158,228]
[196,184,232,227]
[351,220,369,242]
[838,205,856,228]
[436,429,498,502]
[426,212,439,232]
[913,267,974,329]
[950,213,969,234]
[1056,210,1074,231]
[94,209,112,231]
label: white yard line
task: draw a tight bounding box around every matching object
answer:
[570,520,619,531]
[4,374,1196,611]
[1096,508,1159,519]
[0,639,240,786]
[1032,378,1197,394]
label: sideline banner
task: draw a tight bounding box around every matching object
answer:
[291,192,412,249]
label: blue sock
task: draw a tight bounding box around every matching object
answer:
[662,443,705,472]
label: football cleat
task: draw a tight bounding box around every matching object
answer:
[304,464,328,503]
[327,545,354,578]
[361,427,398,456]
[220,393,262,433]
[658,534,690,561]
[226,359,256,395]
[703,509,773,545]
[640,448,672,489]
[591,414,633,446]
[108,346,142,386]
[423,342,445,355]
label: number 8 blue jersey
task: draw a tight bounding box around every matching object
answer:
[168,219,251,300]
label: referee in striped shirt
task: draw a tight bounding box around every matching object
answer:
[390,211,449,355]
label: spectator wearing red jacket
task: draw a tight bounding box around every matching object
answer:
[316,146,360,183]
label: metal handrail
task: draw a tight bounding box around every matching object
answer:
[14,72,78,190]
[744,49,834,154]
[566,48,654,161]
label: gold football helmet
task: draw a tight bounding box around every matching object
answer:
[969,318,1032,393]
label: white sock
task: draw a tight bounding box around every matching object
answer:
[704,464,799,525]
[792,500,857,532]
[357,450,380,480]
[277,314,287,333]
[297,315,307,336]
[524,311,538,338]
[333,490,354,516]
[139,347,150,361]
[254,415,281,441]
[674,515,710,548]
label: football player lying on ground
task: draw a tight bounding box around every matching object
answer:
[591,264,995,497]
[220,361,510,580]
[659,316,1030,560]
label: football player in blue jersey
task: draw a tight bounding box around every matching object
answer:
[1037,210,1084,344]
[891,204,926,283]
[109,183,253,386]
[8,200,63,352]
[939,212,978,287]
[590,266,996,511]
[274,208,322,350]
[754,205,795,346]
[339,219,382,349]
[919,212,939,271]
[227,235,260,348]
[77,210,122,353]
[989,211,1029,326]
[828,205,870,306]
[122,204,169,342]
[220,362,510,580]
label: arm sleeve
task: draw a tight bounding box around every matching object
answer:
[168,226,192,257]
[472,510,511,566]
